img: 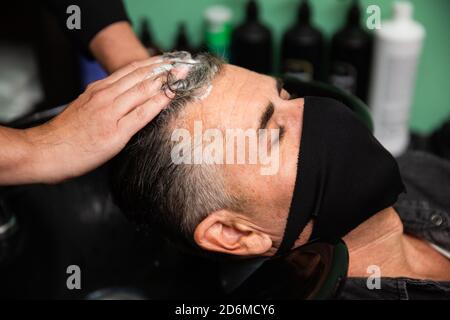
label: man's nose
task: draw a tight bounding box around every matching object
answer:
[281,97,304,130]
[291,97,304,108]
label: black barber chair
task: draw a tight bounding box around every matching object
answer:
[283,75,373,131]
[0,76,371,300]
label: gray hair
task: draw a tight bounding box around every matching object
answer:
[111,52,240,252]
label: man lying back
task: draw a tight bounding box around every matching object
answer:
[110,52,450,299]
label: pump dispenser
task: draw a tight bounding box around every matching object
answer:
[329,0,373,102]
[281,0,324,81]
[231,0,273,74]
[368,1,425,156]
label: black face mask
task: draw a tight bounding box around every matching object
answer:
[277,96,406,255]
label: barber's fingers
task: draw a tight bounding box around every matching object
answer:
[109,56,194,93]
[170,63,192,80]
[103,55,165,84]
[91,61,174,102]
[117,91,171,138]
[86,55,165,92]
[112,72,172,118]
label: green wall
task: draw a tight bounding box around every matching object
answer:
[124,0,450,134]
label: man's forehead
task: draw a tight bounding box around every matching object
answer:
[174,65,274,130]
[211,64,272,92]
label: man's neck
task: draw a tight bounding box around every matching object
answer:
[343,207,450,281]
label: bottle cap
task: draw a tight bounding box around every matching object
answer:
[204,5,232,58]
[393,1,413,21]
[246,0,259,21]
[347,0,361,26]
[204,5,232,25]
[298,0,311,23]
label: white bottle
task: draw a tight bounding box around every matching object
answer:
[368,1,425,156]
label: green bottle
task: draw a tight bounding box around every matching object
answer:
[204,5,233,60]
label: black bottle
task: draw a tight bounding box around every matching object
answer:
[140,18,161,56]
[231,0,273,74]
[173,23,194,53]
[281,0,324,81]
[329,0,373,102]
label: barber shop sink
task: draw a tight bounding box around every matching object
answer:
[0,165,223,299]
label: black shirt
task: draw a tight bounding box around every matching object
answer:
[42,0,129,54]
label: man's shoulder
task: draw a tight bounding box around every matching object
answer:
[339,151,450,300]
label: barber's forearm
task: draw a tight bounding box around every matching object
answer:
[90,21,150,73]
[0,55,177,186]
[0,127,38,185]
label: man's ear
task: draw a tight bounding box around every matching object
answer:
[193,210,272,256]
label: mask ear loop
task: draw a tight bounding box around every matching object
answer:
[276,96,330,255]
[276,147,313,255]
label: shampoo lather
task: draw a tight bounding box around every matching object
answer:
[368,1,425,156]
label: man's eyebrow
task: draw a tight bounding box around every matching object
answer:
[259,102,274,130]
[259,77,284,129]
[258,78,282,130]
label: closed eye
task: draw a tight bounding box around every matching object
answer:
[279,126,285,140]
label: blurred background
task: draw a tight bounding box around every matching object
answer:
[125,0,449,136]
[1,0,449,134]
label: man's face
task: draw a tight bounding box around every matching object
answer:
[172,64,312,256]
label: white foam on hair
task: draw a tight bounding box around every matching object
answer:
[196,84,213,100]
[171,58,200,65]
[145,64,174,79]
[162,51,216,101]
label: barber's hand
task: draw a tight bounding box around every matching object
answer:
[26,56,175,184]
